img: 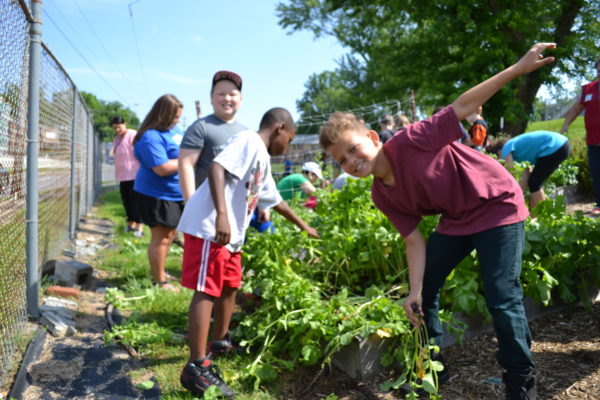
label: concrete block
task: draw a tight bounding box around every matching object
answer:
[43,296,78,309]
[44,310,76,327]
[54,260,93,288]
[47,286,80,300]
[39,304,76,320]
[40,311,68,337]
[331,334,391,380]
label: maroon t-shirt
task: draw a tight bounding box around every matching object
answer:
[371,106,529,238]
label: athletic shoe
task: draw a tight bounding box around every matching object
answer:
[125,226,134,233]
[180,358,235,399]
[591,207,600,215]
[134,230,144,238]
[503,371,537,400]
[208,333,234,357]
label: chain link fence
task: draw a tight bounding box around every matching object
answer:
[0,0,102,389]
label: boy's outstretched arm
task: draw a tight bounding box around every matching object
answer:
[451,43,556,121]
[273,201,319,238]
[208,162,230,246]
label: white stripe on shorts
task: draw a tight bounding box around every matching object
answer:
[197,239,211,292]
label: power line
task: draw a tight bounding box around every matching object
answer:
[72,0,145,99]
[128,0,149,99]
[43,10,133,108]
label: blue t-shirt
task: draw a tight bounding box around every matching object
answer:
[501,130,568,164]
[133,128,184,201]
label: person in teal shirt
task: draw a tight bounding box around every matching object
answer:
[491,130,570,208]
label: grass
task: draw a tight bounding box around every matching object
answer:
[95,190,290,399]
[527,116,585,138]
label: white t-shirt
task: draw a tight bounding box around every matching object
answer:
[177,131,282,252]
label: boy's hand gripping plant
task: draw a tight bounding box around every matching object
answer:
[381,304,444,399]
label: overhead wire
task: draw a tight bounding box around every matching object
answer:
[43,10,134,108]
[128,0,149,99]
[72,0,145,100]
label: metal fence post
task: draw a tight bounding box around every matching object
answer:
[25,0,43,319]
[68,91,77,239]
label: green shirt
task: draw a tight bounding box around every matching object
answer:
[276,173,309,201]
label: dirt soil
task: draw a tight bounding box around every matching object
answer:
[3,202,599,400]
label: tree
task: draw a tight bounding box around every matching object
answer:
[80,91,140,142]
[277,0,600,136]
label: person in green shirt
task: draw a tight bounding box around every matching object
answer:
[277,161,323,201]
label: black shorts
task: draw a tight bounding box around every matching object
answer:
[135,191,184,228]
[528,141,571,192]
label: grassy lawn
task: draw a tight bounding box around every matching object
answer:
[527,115,585,138]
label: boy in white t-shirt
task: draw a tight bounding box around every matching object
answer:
[177,107,318,399]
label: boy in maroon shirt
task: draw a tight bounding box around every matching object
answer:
[320,43,557,400]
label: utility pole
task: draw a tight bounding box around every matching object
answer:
[195,100,201,119]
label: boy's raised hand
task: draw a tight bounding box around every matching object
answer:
[514,43,556,75]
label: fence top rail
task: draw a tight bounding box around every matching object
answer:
[16,0,33,22]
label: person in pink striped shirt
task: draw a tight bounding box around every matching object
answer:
[111,116,144,237]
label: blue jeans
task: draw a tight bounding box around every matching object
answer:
[588,146,600,207]
[421,221,535,374]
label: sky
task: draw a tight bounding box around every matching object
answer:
[41,0,347,131]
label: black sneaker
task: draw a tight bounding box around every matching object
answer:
[208,333,240,357]
[431,352,451,385]
[180,358,235,399]
[503,371,537,400]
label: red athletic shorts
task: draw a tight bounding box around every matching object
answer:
[181,234,242,297]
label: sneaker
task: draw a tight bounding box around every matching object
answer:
[134,230,144,238]
[432,352,451,385]
[503,371,537,400]
[208,333,234,357]
[125,225,134,233]
[591,207,600,215]
[180,358,235,399]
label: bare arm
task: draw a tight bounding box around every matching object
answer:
[178,148,201,202]
[559,101,584,133]
[299,181,317,196]
[504,152,514,169]
[208,162,230,246]
[402,227,427,327]
[273,200,319,238]
[151,159,179,177]
[451,43,556,121]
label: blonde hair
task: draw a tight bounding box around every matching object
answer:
[319,112,368,149]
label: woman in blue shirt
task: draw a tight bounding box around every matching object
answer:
[133,94,184,291]
[492,130,570,209]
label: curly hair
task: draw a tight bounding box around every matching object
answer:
[319,112,368,149]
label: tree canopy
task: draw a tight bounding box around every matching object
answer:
[80,91,140,142]
[277,0,600,136]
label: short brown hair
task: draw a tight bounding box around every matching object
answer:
[319,112,368,149]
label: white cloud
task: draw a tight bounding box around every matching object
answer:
[151,70,204,86]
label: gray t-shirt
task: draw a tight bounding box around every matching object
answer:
[180,114,247,187]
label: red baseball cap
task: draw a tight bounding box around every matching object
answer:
[212,70,242,91]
